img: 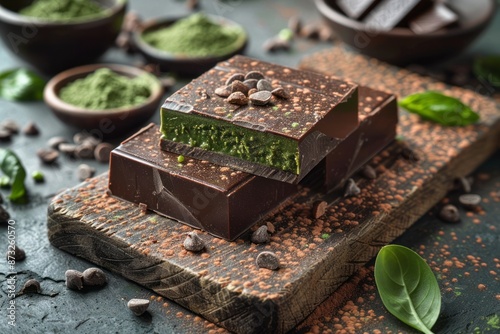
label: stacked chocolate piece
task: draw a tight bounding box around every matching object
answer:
[337,0,459,34]
[108,56,398,240]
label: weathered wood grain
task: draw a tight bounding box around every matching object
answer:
[47,47,500,333]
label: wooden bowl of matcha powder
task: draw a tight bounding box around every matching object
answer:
[133,13,248,76]
[44,64,164,137]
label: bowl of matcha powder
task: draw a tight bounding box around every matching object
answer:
[0,0,127,74]
[133,13,248,76]
[44,64,164,137]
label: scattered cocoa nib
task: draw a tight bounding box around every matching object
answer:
[47,136,68,150]
[361,165,377,179]
[215,86,232,98]
[312,200,328,219]
[23,122,40,136]
[0,120,19,134]
[225,73,245,86]
[251,225,270,244]
[75,145,94,159]
[266,222,276,234]
[256,251,280,270]
[227,92,248,105]
[458,194,481,210]
[65,269,84,291]
[20,279,41,294]
[271,86,290,99]
[243,79,258,89]
[256,79,273,92]
[439,204,460,223]
[128,298,150,316]
[231,80,249,95]
[82,268,107,287]
[248,88,258,96]
[455,176,473,193]
[94,143,114,163]
[37,148,59,164]
[6,245,25,261]
[245,71,265,81]
[300,23,321,39]
[0,128,12,141]
[249,91,272,106]
[77,164,96,181]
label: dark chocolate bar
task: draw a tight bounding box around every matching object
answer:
[337,0,380,20]
[408,3,458,34]
[108,123,296,241]
[363,0,430,31]
[306,86,398,191]
[160,55,359,184]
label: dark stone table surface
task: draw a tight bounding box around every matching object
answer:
[0,1,499,333]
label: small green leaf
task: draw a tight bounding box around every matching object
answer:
[0,68,45,101]
[473,55,500,88]
[374,245,441,334]
[278,28,294,41]
[0,149,27,201]
[399,91,479,126]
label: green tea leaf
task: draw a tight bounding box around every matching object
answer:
[399,91,479,126]
[0,68,45,101]
[473,55,500,87]
[374,245,441,334]
[0,149,27,201]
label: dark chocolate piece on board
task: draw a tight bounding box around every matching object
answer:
[337,0,380,20]
[408,3,458,34]
[160,55,359,184]
[108,124,296,241]
[303,86,398,192]
[363,0,431,31]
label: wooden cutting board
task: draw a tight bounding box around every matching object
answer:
[47,47,500,334]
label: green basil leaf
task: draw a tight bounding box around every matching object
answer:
[0,68,46,101]
[375,245,441,334]
[473,55,500,88]
[0,149,27,202]
[399,91,479,126]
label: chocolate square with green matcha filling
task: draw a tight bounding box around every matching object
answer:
[160,55,359,183]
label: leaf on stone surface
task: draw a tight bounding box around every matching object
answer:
[0,68,45,101]
[374,245,441,334]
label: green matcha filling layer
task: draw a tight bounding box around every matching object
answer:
[161,110,300,174]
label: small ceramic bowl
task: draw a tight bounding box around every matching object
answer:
[132,15,248,76]
[0,0,127,74]
[315,0,496,65]
[44,64,164,138]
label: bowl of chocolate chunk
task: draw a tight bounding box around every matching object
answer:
[44,64,164,137]
[315,0,496,64]
[132,13,248,76]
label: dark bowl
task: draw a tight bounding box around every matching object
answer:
[0,0,127,74]
[315,0,496,65]
[44,64,164,138]
[132,15,248,76]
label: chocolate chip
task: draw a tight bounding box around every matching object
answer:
[257,79,273,92]
[22,122,39,136]
[227,92,249,106]
[312,200,328,219]
[300,23,320,39]
[82,268,107,287]
[401,147,420,161]
[75,145,94,159]
[231,80,249,95]
[65,269,84,291]
[263,37,290,52]
[256,251,280,270]
[59,143,77,157]
[0,129,12,141]
[251,225,270,244]
[361,165,377,179]
[0,205,9,223]
[47,136,68,150]
[6,245,25,261]
[225,73,245,86]
[183,231,205,252]
[81,136,101,150]
[243,79,258,89]
[127,298,150,316]
[248,88,258,96]
[77,164,96,181]
[215,85,232,98]
[271,86,290,99]
[73,132,101,146]
[439,204,460,223]
[288,16,302,34]
[458,194,481,210]
[20,279,41,294]
[245,71,265,81]
[1,120,19,134]
[94,143,114,162]
[250,91,272,106]
[37,148,59,164]
[344,178,360,197]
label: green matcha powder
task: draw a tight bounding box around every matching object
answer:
[20,0,103,21]
[60,68,153,110]
[142,13,245,57]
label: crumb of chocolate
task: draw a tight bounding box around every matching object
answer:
[128,298,150,316]
[251,225,270,244]
[256,251,280,270]
[312,200,328,219]
[344,178,360,197]
[183,231,205,252]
